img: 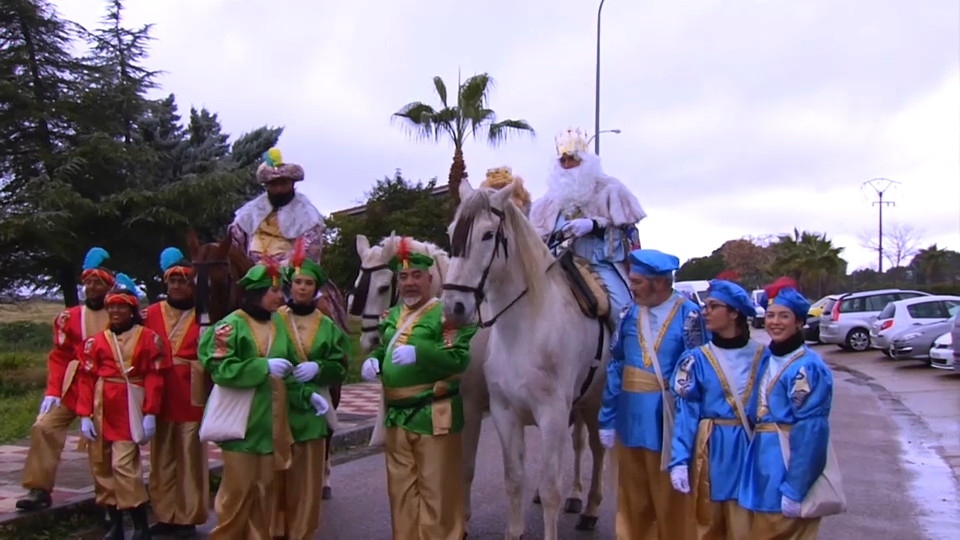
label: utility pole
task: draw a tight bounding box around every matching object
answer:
[862,178,899,274]
[594,0,606,156]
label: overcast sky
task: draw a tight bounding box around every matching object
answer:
[55,0,959,271]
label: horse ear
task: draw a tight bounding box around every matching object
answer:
[490,179,519,208]
[356,234,370,256]
[458,178,475,203]
[185,229,200,259]
[214,233,233,259]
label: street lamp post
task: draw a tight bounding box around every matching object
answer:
[587,129,621,147]
[594,0,606,156]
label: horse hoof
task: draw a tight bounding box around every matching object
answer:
[322,486,332,500]
[575,515,599,531]
[563,498,583,514]
[532,494,541,504]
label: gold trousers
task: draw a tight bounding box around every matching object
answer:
[209,451,276,540]
[87,438,148,510]
[694,499,752,540]
[750,512,822,540]
[615,443,693,540]
[385,427,464,540]
[271,439,326,540]
[148,420,209,525]
[21,404,76,492]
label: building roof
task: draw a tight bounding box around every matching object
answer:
[331,184,450,218]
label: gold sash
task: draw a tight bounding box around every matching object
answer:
[383,374,461,436]
[621,365,664,393]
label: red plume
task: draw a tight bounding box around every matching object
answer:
[396,236,410,264]
[764,276,797,301]
[262,255,280,284]
[291,238,305,269]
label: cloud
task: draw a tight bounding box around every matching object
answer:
[52,0,959,273]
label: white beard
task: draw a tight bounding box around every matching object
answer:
[546,159,601,215]
[402,294,423,308]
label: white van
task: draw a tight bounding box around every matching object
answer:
[675,280,710,307]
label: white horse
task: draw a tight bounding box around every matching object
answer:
[440,179,611,540]
[350,233,607,531]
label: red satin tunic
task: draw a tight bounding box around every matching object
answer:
[76,327,167,442]
[46,305,110,412]
[142,302,204,423]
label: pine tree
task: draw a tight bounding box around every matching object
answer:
[0,0,94,304]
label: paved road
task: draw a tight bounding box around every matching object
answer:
[187,342,960,539]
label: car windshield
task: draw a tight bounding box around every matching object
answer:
[878,303,896,319]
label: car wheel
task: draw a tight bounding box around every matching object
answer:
[845,328,870,352]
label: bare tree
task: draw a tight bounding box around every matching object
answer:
[858,222,924,270]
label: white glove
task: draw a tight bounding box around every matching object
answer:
[141,415,156,442]
[267,358,293,377]
[310,393,330,416]
[670,465,690,494]
[598,428,615,449]
[38,396,61,415]
[562,218,594,238]
[80,417,97,441]
[293,362,320,383]
[781,495,801,518]
[391,344,416,366]
[360,358,380,382]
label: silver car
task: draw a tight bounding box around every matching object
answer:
[819,289,930,352]
[888,315,958,361]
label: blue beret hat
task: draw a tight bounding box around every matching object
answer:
[628,249,680,277]
[706,279,757,318]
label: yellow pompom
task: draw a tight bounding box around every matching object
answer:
[265,147,283,167]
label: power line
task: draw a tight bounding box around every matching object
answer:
[861,178,900,274]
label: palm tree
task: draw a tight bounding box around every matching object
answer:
[913,244,950,284]
[392,73,535,212]
[769,228,846,296]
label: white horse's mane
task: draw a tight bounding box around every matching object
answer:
[450,186,555,311]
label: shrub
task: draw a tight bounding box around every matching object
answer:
[0,321,52,351]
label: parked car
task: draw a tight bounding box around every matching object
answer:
[889,315,957,362]
[750,289,765,328]
[870,295,960,351]
[929,332,953,370]
[819,289,930,351]
[952,314,960,372]
[803,294,841,342]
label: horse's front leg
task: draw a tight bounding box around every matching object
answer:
[564,412,586,514]
[576,403,605,530]
[489,397,526,540]
[536,402,570,540]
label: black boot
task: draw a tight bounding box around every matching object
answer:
[103,506,124,540]
[130,504,151,540]
[15,489,52,511]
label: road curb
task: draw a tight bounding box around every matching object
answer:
[0,421,376,532]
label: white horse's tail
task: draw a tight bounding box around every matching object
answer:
[368,395,386,447]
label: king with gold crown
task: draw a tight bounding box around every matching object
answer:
[529,128,647,325]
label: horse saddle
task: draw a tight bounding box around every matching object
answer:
[557,249,610,320]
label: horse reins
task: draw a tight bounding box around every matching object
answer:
[350,263,398,332]
[191,259,235,327]
[442,206,561,329]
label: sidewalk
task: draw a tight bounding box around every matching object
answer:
[0,382,382,524]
